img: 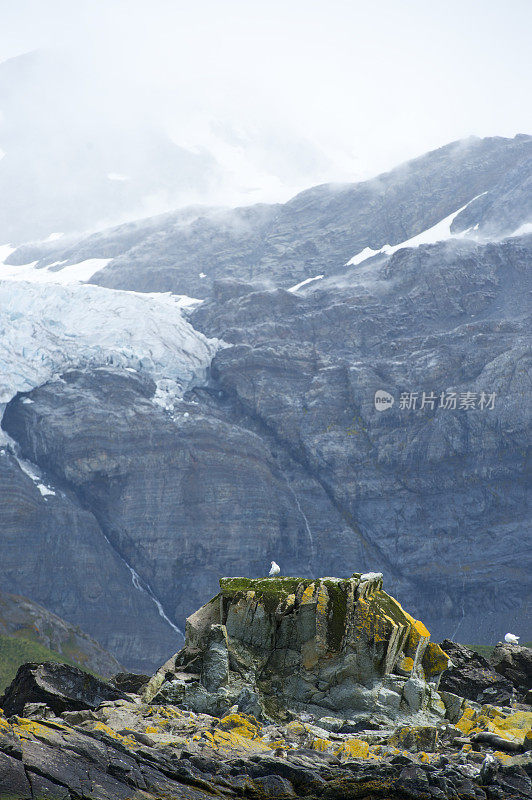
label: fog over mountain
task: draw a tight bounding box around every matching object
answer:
[2,0,531,241]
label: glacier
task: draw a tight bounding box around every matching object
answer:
[0,279,222,407]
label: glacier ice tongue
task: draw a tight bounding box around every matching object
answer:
[0,280,222,406]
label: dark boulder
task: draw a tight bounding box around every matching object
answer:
[490,642,532,698]
[439,640,515,705]
[0,661,129,717]
[110,672,150,694]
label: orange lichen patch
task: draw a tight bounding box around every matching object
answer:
[421,642,450,677]
[91,721,135,747]
[493,750,513,763]
[11,717,69,740]
[316,585,328,616]
[492,710,532,742]
[155,706,184,720]
[312,736,377,760]
[353,598,390,644]
[217,713,261,739]
[411,619,430,639]
[145,725,159,734]
[403,612,430,664]
[397,655,414,674]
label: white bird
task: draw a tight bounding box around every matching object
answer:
[504,633,520,645]
[269,561,281,577]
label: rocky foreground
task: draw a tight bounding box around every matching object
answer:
[0,574,530,799]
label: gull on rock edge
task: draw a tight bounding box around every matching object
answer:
[269,561,281,577]
[504,633,520,645]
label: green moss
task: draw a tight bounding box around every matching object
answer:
[323,580,349,651]
[220,577,314,613]
[369,590,410,627]
[220,577,310,595]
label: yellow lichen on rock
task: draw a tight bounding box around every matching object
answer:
[311,736,330,752]
[456,706,532,744]
[335,739,371,759]
[217,713,261,739]
[397,655,414,674]
[421,642,450,678]
[206,728,272,754]
[455,707,478,735]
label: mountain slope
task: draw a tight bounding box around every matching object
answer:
[0,589,122,686]
[5,134,531,299]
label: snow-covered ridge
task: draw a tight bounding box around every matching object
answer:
[346,194,487,266]
[0,280,222,406]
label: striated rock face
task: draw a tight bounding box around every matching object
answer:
[2,368,316,630]
[0,446,181,672]
[145,574,450,723]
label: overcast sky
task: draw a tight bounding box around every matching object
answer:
[1,0,531,206]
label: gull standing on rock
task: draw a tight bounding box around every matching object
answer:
[504,633,520,645]
[269,561,281,577]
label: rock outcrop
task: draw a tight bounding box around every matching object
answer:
[439,640,515,706]
[0,581,530,799]
[145,574,450,724]
[490,642,532,700]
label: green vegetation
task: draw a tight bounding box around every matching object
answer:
[0,634,96,693]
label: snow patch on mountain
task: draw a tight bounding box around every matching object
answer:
[0,280,222,406]
[0,253,112,284]
[14,456,57,498]
[288,274,324,292]
[346,194,487,266]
